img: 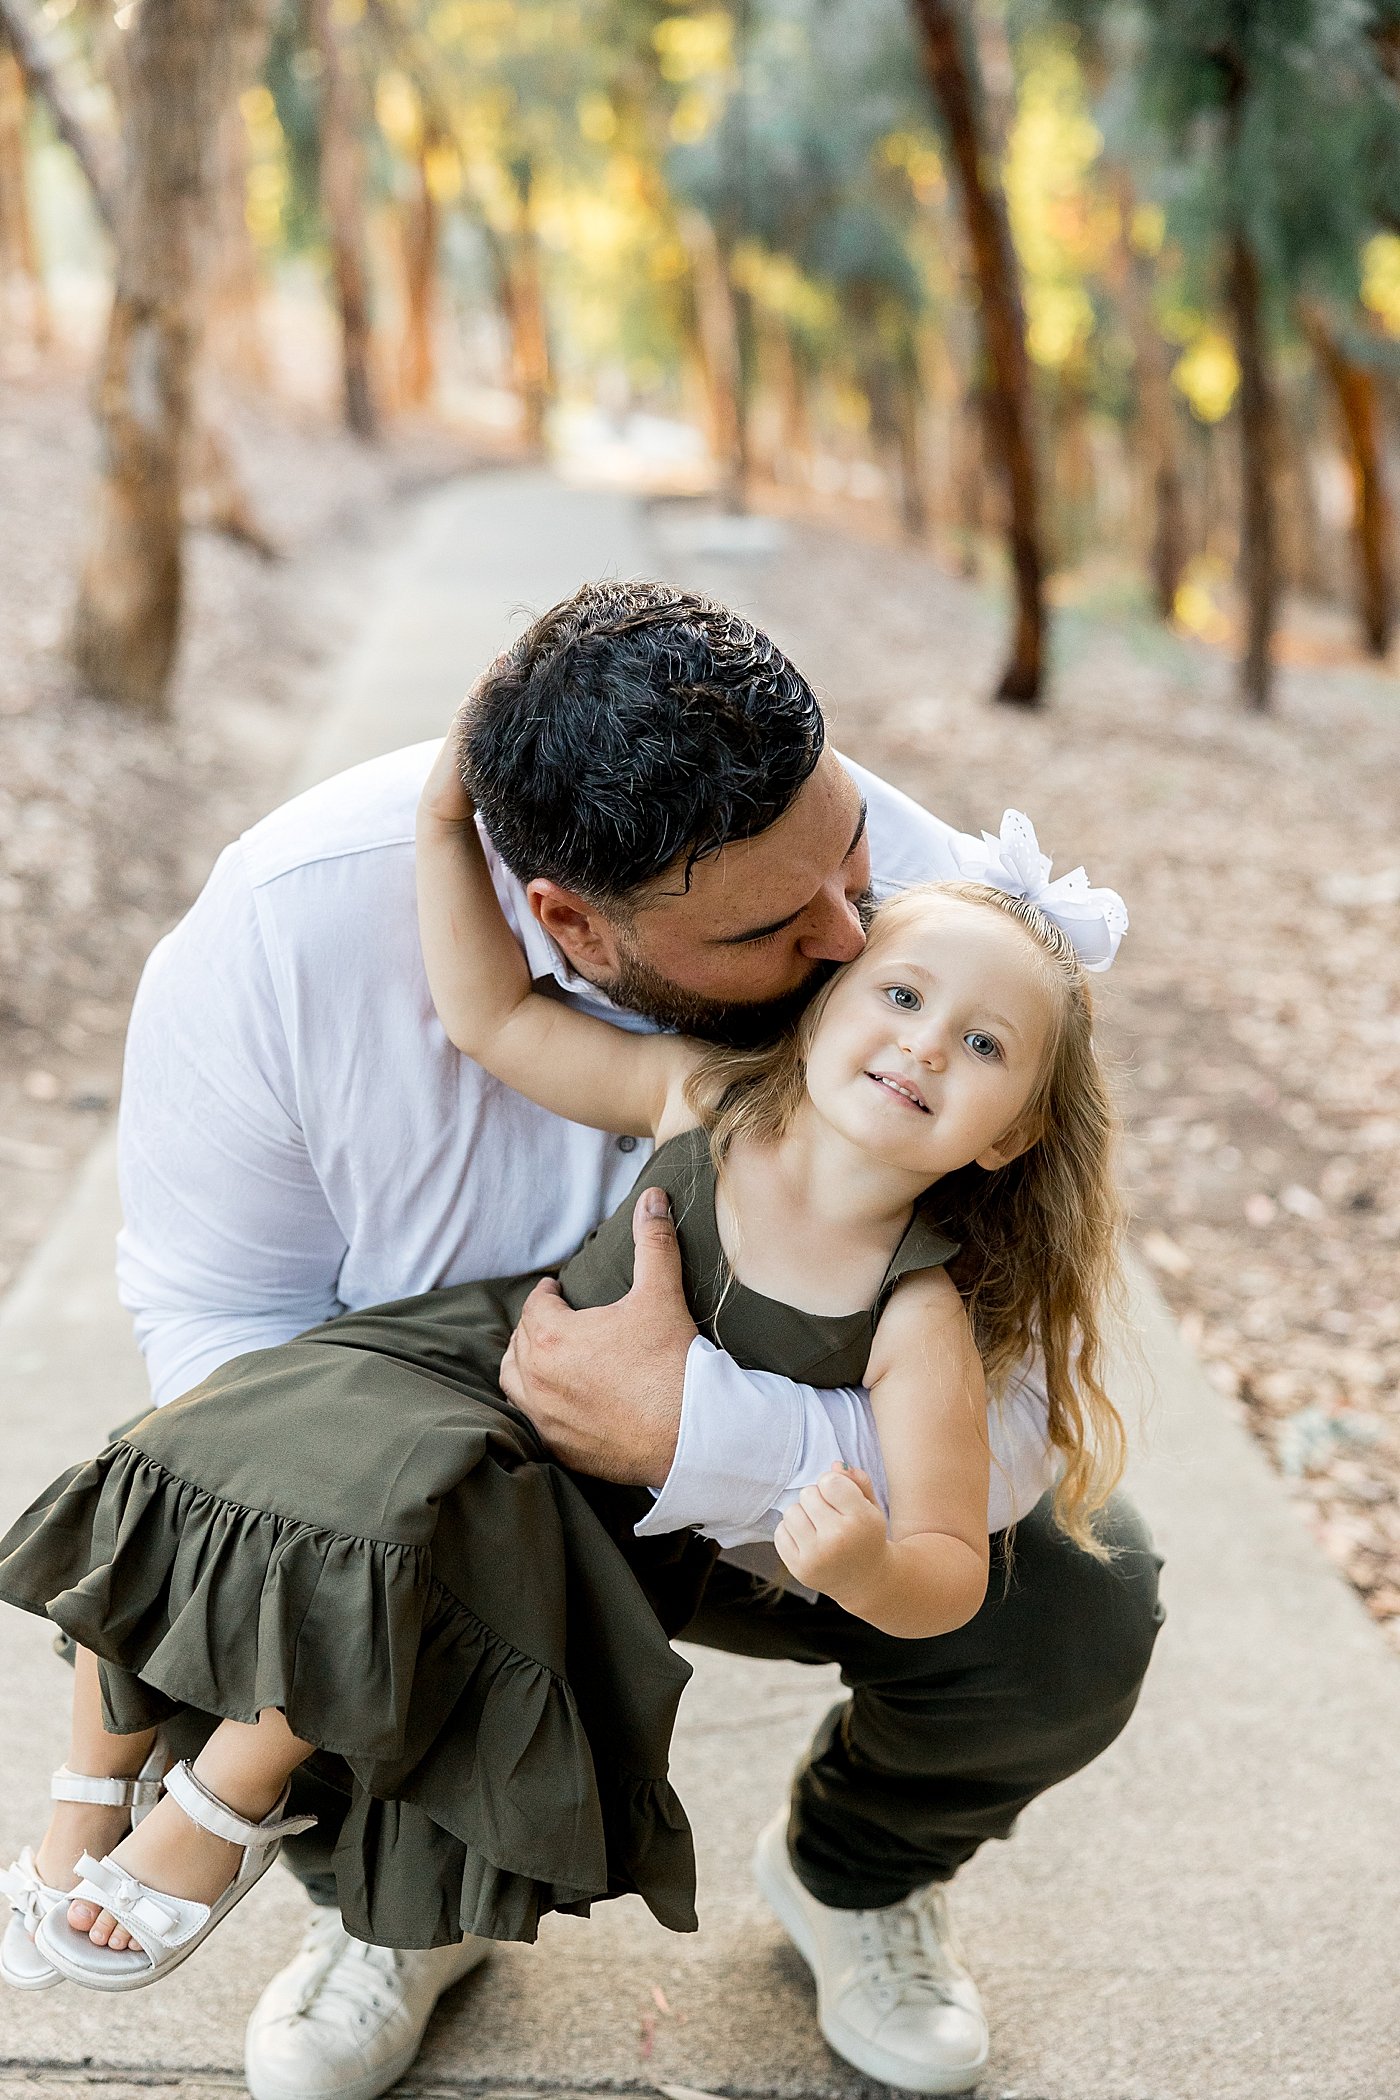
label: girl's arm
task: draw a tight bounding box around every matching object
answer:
[773,1268,990,1638]
[416,734,698,1139]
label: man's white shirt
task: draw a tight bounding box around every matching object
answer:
[116,740,1057,1548]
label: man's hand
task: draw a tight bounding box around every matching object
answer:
[774,1464,889,1608]
[498,1188,698,1484]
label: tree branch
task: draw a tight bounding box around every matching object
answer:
[0,0,118,233]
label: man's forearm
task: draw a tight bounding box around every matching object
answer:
[634,1337,888,1546]
[635,1339,1059,1544]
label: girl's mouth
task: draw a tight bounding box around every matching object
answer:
[867,1071,928,1113]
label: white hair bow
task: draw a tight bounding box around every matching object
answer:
[947,810,1129,972]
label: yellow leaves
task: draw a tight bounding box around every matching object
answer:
[1027,284,1096,371]
[424,143,464,203]
[653,11,733,85]
[1172,326,1239,423]
[376,71,422,156]
[1004,39,1110,371]
[578,93,618,145]
[1130,203,1165,258]
[881,131,945,206]
[1361,234,1400,338]
[731,243,836,333]
[670,91,717,145]
[240,85,286,251]
[1172,557,1232,642]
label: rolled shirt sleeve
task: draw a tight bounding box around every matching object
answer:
[637,1335,1057,1546]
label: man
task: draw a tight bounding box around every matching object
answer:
[116,583,1161,2100]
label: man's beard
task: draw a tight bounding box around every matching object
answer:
[599,887,876,1048]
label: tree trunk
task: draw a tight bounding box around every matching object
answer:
[911,0,1045,703]
[398,139,438,410]
[0,44,50,346]
[1225,229,1278,710]
[205,89,269,387]
[505,181,551,455]
[1107,168,1186,619]
[306,0,376,439]
[678,207,743,499]
[71,0,272,713]
[1300,303,1394,657]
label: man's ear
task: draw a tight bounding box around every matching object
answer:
[975,1110,1042,1174]
[527,879,625,976]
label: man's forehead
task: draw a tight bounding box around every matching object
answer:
[648,762,866,935]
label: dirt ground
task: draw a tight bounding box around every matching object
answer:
[708,513,1400,1652]
[0,363,487,1299]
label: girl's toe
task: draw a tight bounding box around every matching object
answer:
[87,1908,115,1946]
[67,1897,99,1932]
[108,1924,132,1952]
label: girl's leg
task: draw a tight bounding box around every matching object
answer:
[78,1707,315,1953]
[34,1647,159,1915]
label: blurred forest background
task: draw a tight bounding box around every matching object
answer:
[1,0,1399,1650]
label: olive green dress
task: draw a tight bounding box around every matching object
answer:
[0,1127,956,1949]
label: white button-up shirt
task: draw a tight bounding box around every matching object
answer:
[116,741,1056,1545]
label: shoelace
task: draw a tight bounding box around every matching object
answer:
[289,1916,406,2030]
[853,1887,962,2015]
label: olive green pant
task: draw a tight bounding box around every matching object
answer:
[281,1488,1163,1915]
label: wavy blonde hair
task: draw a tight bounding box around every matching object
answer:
[683,880,1128,1553]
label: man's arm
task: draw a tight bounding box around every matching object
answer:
[117,840,347,1405]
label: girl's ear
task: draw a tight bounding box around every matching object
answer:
[975,1109,1042,1173]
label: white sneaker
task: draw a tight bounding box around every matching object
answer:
[752,1810,989,2095]
[243,1908,491,2100]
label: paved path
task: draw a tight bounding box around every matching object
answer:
[2,471,1398,2099]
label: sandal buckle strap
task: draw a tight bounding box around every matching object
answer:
[51,1766,144,1810]
[163,1760,317,1850]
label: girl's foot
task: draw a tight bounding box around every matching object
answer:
[69,1786,264,1954]
[35,1801,141,1915]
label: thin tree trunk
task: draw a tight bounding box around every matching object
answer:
[1107,167,1186,619]
[1225,228,1278,710]
[306,0,376,439]
[398,139,438,410]
[71,0,272,713]
[911,0,1045,703]
[506,178,551,455]
[1300,303,1394,657]
[0,0,117,230]
[205,90,269,387]
[0,45,50,345]
[678,207,743,498]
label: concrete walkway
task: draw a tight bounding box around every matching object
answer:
[2,471,1398,2099]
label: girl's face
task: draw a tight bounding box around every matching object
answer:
[803,893,1057,1182]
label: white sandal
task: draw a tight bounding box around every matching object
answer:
[0,1746,165,1991]
[34,1759,317,1993]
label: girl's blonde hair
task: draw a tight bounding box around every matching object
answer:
[683,880,1128,1553]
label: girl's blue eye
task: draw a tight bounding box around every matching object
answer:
[885,985,920,1011]
[965,1032,1001,1060]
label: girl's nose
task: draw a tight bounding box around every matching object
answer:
[902,1027,947,1071]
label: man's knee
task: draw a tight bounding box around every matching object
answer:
[993,1490,1164,1733]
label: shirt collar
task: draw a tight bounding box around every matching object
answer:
[479,820,649,1025]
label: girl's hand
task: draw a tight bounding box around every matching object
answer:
[773,1464,889,1610]
[419,702,476,827]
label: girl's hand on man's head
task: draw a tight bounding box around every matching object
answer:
[419,699,477,827]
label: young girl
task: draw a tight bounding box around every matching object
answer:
[0,734,1129,1995]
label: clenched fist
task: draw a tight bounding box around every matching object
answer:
[773,1463,889,1611]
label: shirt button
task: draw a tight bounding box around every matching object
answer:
[617,1135,638,1153]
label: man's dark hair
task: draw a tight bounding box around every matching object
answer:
[460,581,826,906]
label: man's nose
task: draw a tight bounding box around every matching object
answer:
[797,887,867,965]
